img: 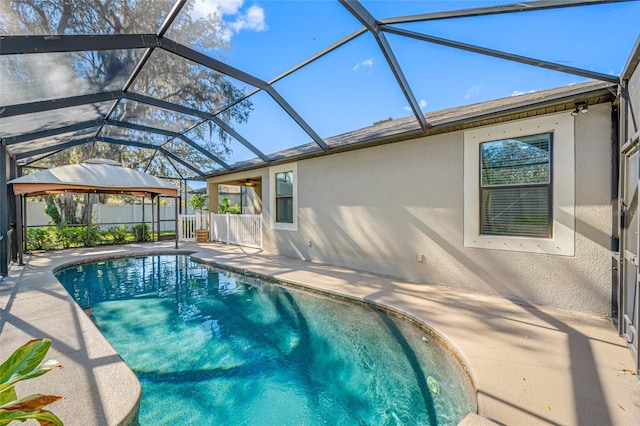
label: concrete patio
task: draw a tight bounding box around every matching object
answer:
[1,241,638,425]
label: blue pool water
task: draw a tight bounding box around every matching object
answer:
[56,255,476,425]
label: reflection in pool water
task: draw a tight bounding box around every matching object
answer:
[56,255,476,425]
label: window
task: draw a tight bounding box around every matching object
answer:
[270,163,298,230]
[480,133,551,238]
[275,171,294,223]
[464,113,574,256]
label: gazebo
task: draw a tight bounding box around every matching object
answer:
[8,159,180,261]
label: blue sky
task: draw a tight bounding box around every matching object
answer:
[183,0,640,166]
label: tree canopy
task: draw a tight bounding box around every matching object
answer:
[3,0,253,178]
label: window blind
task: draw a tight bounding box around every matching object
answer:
[481,186,550,237]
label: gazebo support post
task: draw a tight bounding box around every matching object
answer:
[141,194,145,243]
[174,195,179,249]
[22,195,27,255]
[156,195,161,242]
[85,193,91,247]
[183,180,188,212]
[16,194,23,265]
[151,195,155,242]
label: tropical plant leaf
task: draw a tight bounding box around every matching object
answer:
[36,410,65,426]
[0,339,63,425]
[0,407,63,426]
[0,339,51,384]
[0,393,62,411]
[12,360,62,385]
[0,340,60,393]
[0,387,16,406]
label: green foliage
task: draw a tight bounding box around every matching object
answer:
[132,224,151,242]
[218,197,241,214]
[26,228,56,251]
[189,194,210,229]
[26,225,102,251]
[54,226,75,249]
[106,225,129,244]
[0,339,62,426]
[55,224,101,249]
[9,1,252,177]
[188,194,209,214]
[84,225,102,247]
[44,196,61,226]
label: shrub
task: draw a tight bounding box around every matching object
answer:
[218,197,241,214]
[56,225,78,249]
[56,225,101,248]
[85,225,102,246]
[106,225,129,244]
[26,228,56,251]
[132,223,151,242]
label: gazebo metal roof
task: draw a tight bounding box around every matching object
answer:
[8,161,178,197]
[1,0,639,181]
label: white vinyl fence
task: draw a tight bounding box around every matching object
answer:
[26,201,191,232]
[178,215,197,241]
[210,213,262,249]
[177,214,207,241]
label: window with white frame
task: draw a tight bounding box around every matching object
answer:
[275,171,294,223]
[480,133,552,238]
[464,113,575,256]
[270,163,298,230]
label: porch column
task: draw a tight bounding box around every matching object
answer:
[208,182,219,214]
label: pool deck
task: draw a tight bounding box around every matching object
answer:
[1,242,639,425]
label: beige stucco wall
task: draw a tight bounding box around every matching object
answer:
[209,103,614,315]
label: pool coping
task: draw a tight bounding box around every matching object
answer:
[2,241,639,425]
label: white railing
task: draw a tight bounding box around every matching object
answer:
[178,215,198,241]
[210,213,262,249]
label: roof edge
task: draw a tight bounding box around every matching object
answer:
[206,81,617,179]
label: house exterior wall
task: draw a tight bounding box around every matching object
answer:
[208,103,614,315]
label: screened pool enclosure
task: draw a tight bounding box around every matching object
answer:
[2,0,640,374]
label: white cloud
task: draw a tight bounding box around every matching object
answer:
[192,0,243,18]
[229,5,267,32]
[191,1,267,41]
[403,99,428,112]
[464,85,481,100]
[353,58,374,72]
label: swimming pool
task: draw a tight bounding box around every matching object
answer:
[56,255,476,425]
